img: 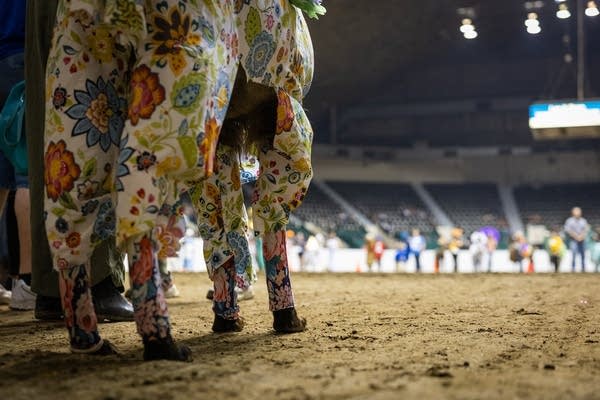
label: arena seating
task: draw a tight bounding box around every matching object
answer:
[426,183,507,234]
[292,183,363,241]
[326,181,435,236]
[515,183,600,231]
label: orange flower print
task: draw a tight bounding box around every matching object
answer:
[66,232,81,249]
[44,140,81,202]
[201,117,221,173]
[150,6,201,76]
[131,237,155,286]
[276,90,294,134]
[156,217,183,259]
[129,65,166,126]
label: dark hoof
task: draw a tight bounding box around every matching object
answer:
[143,338,192,362]
[212,315,245,333]
[273,308,307,333]
[71,339,119,355]
[206,289,214,300]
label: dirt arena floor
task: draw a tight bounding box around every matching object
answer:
[2,272,600,400]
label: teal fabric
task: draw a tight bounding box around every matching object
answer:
[0,80,27,175]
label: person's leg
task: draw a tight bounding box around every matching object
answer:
[8,185,37,311]
[415,252,421,272]
[26,0,60,301]
[571,241,578,272]
[14,188,31,277]
[578,241,586,272]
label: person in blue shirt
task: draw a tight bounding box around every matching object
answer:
[408,229,427,273]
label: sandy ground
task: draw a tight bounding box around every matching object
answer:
[1,272,600,400]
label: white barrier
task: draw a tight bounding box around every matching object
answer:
[166,238,596,273]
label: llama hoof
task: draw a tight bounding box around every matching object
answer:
[273,308,307,333]
[212,315,245,333]
[143,338,192,362]
[71,339,119,356]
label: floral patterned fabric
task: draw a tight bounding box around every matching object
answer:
[44,0,236,350]
[59,264,102,351]
[45,0,315,346]
[236,0,314,235]
[263,230,295,310]
[194,0,315,316]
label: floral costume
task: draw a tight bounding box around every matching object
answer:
[194,0,315,320]
[44,0,237,353]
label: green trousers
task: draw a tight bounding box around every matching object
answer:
[25,0,125,297]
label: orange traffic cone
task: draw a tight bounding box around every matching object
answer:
[527,260,535,274]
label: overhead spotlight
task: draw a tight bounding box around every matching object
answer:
[586,0,599,16]
[556,3,571,19]
[460,18,475,33]
[525,12,540,28]
[527,25,542,34]
[464,30,478,39]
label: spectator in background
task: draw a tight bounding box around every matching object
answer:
[295,232,307,270]
[304,234,321,271]
[469,231,487,273]
[590,228,600,273]
[449,228,465,273]
[395,241,409,273]
[325,232,340,273]
[0,0,36,310]
[511,231,534,273]
[408,229,426,273]
[374,237,385,272]
[564,207,589,272]
[545,230,566,273]
[365,233,376,272]
[480,226,500,273]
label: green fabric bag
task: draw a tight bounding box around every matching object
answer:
[0,80,27,175]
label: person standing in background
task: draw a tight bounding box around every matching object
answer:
[408,229,426,273]
[564,207,589,273]
[449,227,464,273]
[0,0,36,310]
[546,230,566,273]
[325,231,340,273]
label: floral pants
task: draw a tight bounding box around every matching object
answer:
[44,0,237,350]
[194,1,314,318]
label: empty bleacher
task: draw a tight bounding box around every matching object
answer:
[426,183,507,234]
[326,181,434,235]
[515,183,600,231]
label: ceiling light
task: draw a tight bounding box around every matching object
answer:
[464,30,478,39]
[525,12,540,27]
[586,1,599,16]
[557,3,571,18]
[460,18,475,33]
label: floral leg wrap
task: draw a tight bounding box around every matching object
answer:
[59,264,102,352]
[263,230,295,311]
[127,234,172,344]
[44,4,133,351]
[211,257,239,320]
[191,145,254,319]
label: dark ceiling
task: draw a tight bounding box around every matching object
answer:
[303,0,600,147]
